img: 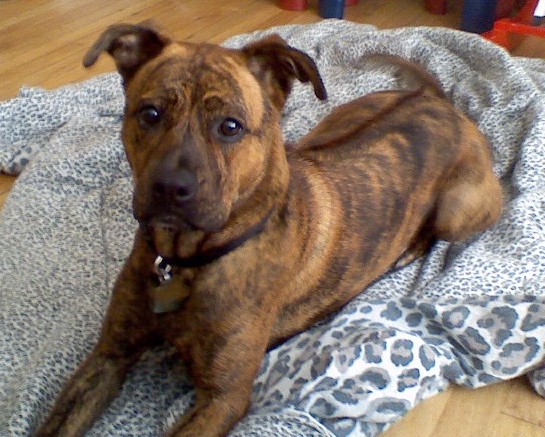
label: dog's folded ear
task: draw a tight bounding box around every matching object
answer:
[242,34,327,110]
[83,21,171,85]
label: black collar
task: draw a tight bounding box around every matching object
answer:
[150,209,273,271]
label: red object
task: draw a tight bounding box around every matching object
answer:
[425,0,515,17]
[425,0,448,14]
[483,0,545,49]
[496,0,516,18]
[345,0,359,5]
[278,0,308,10]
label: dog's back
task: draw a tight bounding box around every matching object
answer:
[286,59,502,297]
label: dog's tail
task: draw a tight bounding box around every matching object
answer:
[364,54,446,99]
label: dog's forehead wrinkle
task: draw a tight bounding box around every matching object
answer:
[140,85,185,102]
[138,42,221,85]
[201,94,245,119]
[133,46,263,128]
[190,74,252,122]
[146,56,189,80]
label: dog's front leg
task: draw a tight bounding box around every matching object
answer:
[34,348,133,437]
[35,243,157,437]
[167,313,273,437]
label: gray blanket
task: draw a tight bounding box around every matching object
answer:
[1,20,544,437]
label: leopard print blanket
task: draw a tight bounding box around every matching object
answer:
[1,20,544,437]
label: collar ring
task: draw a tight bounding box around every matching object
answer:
[154,256,173,284]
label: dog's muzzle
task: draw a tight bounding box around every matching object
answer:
[151,166,198,208]
[134,161,207,232]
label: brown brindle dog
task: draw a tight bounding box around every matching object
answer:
[35,23,503,437]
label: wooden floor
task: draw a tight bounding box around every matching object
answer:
[1,1,544,436]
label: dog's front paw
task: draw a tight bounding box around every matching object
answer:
[34,352,131,437]
[165,396,248,437]
[34,421,62,437]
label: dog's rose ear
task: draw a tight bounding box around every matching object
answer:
[242,35,327,109]
[83,22,171,84]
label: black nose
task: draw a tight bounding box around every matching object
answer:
[152,168,198,206]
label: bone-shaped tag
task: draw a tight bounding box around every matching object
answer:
[149,275,189,314]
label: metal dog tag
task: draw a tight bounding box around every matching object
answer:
[150,256,189,314]
[150,275,189,314]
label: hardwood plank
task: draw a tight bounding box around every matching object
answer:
[429,379,545,437]
[0,175,16,209]
[503,376,545,428]
[381,389,453,437]
[444,382,519,436]
[382,377,545,437]
[1,0,543,100]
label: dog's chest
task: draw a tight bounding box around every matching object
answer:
[145,264,195,317]
[152,267,229,341]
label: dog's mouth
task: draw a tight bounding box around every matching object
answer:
[138,211,226,234]
[138,215,201,259]
[137,210,230,261]
[144,215,197,233]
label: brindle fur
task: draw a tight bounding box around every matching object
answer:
[35,22,503,437]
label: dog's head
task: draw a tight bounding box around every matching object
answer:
[84,22,326,259]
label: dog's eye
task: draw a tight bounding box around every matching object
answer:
[218,118,243,139]
[138,105,162,126]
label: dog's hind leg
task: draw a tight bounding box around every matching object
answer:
[396,134,502,270]
[432,135,503,243]
[394,226,437,269]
